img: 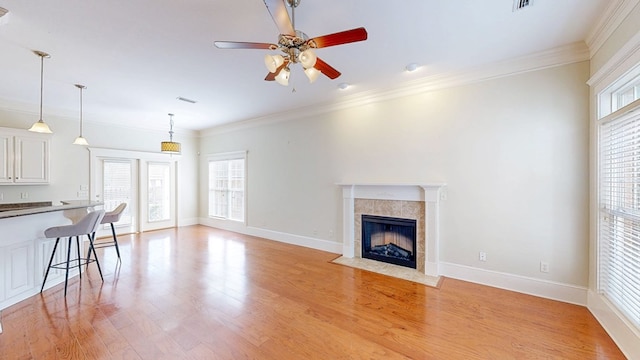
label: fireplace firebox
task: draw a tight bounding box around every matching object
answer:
[361,214,417,269]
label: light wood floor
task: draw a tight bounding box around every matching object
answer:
[0,225,625,359]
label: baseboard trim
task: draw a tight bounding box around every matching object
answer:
[587,291,640,359]
[439,262,588,306]
[196,220,587,305]
[198,218,342,254]
[177,217,200,227]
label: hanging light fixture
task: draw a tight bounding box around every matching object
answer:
[161,113,181,154]
[72,84,89,146]
[28,50,53,133]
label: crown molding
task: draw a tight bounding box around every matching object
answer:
[587,27,640,88]
[586,0,640,57]
[200,42,590,137]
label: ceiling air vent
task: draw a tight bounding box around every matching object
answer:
[513,0,533,12]
[176,96,197,104]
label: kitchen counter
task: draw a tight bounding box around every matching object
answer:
[0,200,104,312]
[0,200,103,219]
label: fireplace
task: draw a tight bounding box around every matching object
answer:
[340,183,445,277]
[362,214,417,269]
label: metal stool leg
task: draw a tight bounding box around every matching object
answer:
[110,223,121,260]
[88,233,104,281]
[64,236,73,296]
[40,238,60,293]
[76,235,82,280]
[86,233,93,267]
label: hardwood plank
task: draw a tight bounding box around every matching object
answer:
[0,225,626,359]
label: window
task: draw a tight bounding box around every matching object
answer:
[208,152,246,222]
[613,81,640,112]
[599,99,640,331]
[600,64,640,117]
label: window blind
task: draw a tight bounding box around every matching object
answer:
[103,160,132,226]
[208,157,245,222]
[599,107,640,331]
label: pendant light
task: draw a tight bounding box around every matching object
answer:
[161,113,181,154]
[28,50,53,133]
[72,84,89,146]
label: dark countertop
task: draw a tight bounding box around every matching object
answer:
[0,201,104,219]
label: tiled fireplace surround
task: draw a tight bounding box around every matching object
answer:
[340,184,445,278]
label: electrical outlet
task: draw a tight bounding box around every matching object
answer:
[21,192,28,199]
[479,251,487,262]
[540,261,549,273]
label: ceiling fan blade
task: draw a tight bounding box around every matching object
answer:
[263,0,295,36]
[314,58,341,79]
[214,41,277,50]
[308,27,368,49]
[265,60,289,81]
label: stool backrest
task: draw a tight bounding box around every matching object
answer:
[102,203,127,224]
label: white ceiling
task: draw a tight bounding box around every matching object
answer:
[0,0,611,132]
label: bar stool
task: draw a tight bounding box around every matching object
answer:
[89,203,127,260]
[41,210,105,296]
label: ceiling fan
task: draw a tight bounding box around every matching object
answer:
[214,0,368,86]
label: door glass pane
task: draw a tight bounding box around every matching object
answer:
[148,162,171,222]
[103,160,132,226]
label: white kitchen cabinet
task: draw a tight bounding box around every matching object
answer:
[0,127,50,185]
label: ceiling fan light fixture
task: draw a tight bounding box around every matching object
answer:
[264,54,285,73]
[304,67,320,83]
[275,67,290,86]
[299,48,317,69]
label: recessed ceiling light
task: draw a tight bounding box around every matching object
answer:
[405,63,419,72]
[337,83,349,90]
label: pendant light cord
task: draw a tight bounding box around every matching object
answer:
[79,87,83,135]
[39,54,44,121]
[168,114,175,142]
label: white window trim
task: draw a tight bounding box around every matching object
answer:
[207,150,247,225]
[590,28,640,359]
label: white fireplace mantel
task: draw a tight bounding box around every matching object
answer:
[339,183,446,277]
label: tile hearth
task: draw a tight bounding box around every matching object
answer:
[331,256,441,288]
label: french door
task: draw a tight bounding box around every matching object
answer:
[140,161,176,231]
[89,148,177,237]
[94,158,138,237]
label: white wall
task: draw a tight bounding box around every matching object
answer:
[199,61,590,289]
[0,107,199,225]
